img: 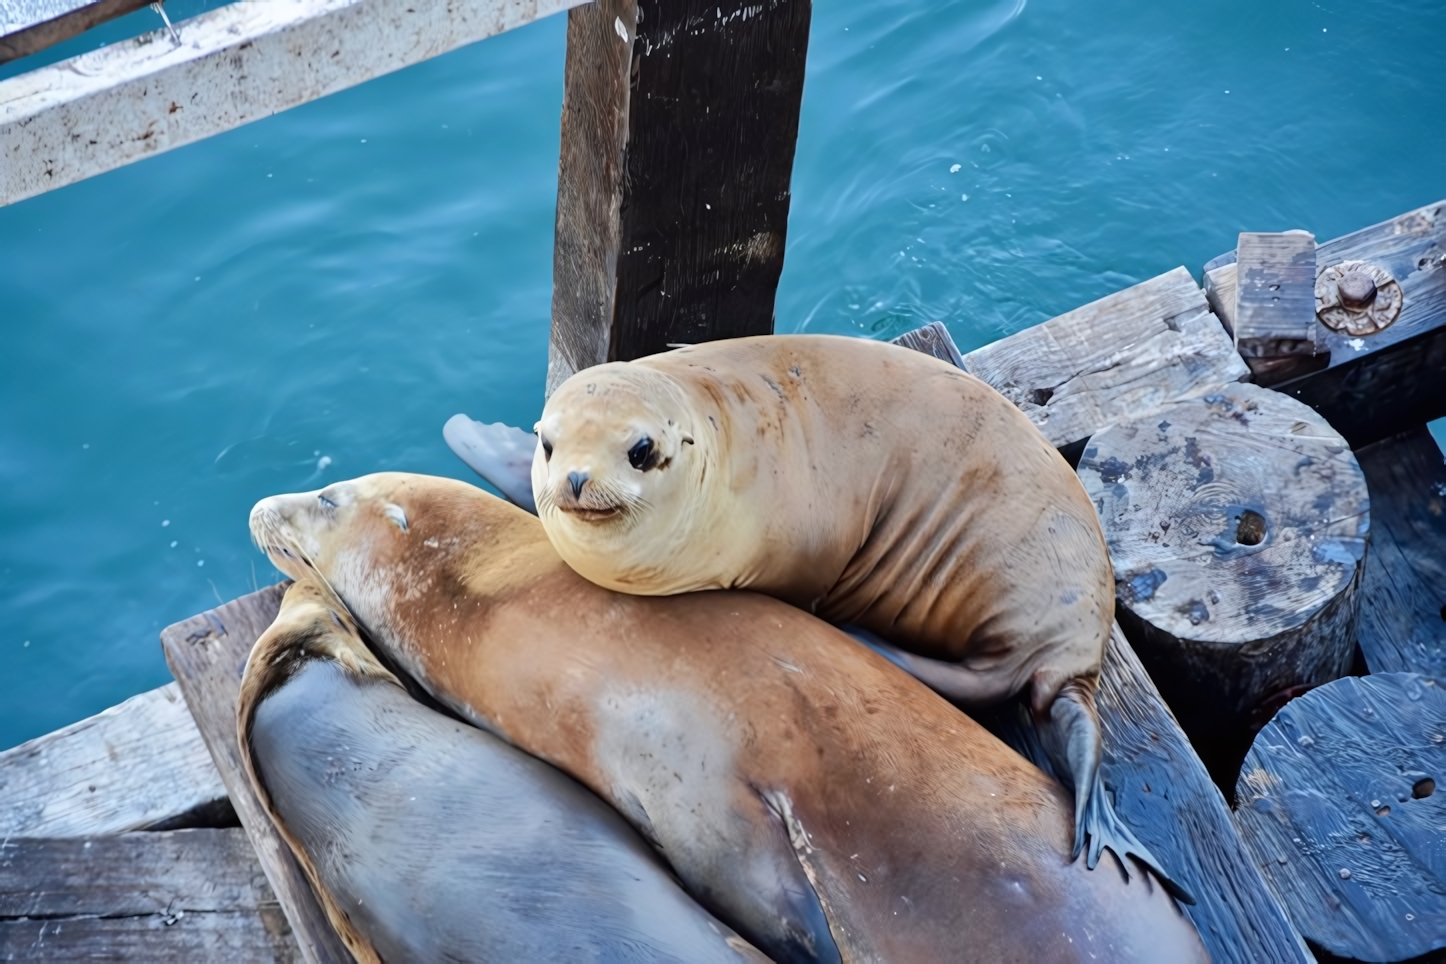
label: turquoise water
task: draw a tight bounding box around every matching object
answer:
[1,0,1442,748]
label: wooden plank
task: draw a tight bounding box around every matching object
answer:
[1094,624,1313,964]
[0,0,151,65]
[962,266,1249,456]
[0,828,299,961]
[0,682,229,838]
[1202,200,1446,446]
[161,583,352,964]
[1232,231,1321,383]
[1079,384,1368,793]
[890,320,965,368]
[1353,426,1446,678]
[1234,674,1446,963]
[546,0,810,393]
[0,0,584,209]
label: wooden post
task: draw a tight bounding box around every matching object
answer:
[1077,383,1369,795]
[1353,425,1446,677]
[546,0,811,394]
[1201,200,1446,446]
[1234,673,1446,963]
[1230,231,1323,385]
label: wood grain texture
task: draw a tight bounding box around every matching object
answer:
[161,583,352,964]
[1235,674,1446,963]
[0,0,151,65]
[1204,200,1446,446]
[890,320,966,368]
[1233,231,1320,382]
[1095,624,1313,964]
[548,0,810,393]
[1354,426,1446,678]
[963,266,1249,450]
[1079,383,1368,793]
[0,828,298,962]
[0,683,228,838]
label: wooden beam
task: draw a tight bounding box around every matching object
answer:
[546,0,810,393]
[0,828,300,961]
[1202,200,1446,446]
[962,267,1249,462]
[0,0,151,65]
[890,320,965,368]
[1353,425,1446,677]
[1231,231,1321,384]
[0,0,584,208]
[1235,674,1446,963]
[162,583,351,964]
[0,682,228,838]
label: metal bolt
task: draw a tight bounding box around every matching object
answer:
[1337,270,1377,310]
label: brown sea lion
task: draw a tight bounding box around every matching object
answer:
[237,579,767,964]
[250,473,1208,964]
[528,333,1164,885]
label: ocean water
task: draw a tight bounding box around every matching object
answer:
[1,0,1442,747]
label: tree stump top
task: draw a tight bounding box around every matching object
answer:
[1078,383,1369,646]
[1234,673,1446,962]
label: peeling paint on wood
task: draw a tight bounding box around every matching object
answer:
[1234,674,1446,963]
[1078,383,1368,793]
[1354,426,1446,678]
[0,0,584,208]
[0,681,229,838]
[963,266,1249,452]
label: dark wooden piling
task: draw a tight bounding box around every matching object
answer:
[1203,199,1446,447]
[1234,674,1446,963]
[1354,425,1446,678]
[1077,383,1369,794]
[1230,231,1323,384]
[547,0,811,393]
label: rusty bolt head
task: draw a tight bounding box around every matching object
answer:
[1337,270,1377,310]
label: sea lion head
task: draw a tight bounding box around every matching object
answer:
[532,364,713,589]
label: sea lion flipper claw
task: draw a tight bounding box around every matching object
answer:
[442,415,538,513]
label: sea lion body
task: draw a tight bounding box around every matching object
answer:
[251,474,1208,964]
[238,581,765,964]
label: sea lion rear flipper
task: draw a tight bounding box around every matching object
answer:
[1037,684,1195,905]
[442,415,538,513]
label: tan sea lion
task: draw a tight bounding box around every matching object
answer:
[250,473,1208,964]
[529,333,1164,887]
[238,579,767,964]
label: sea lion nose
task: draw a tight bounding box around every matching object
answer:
[568,471,588,498]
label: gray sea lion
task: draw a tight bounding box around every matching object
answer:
[250,472,1209,964]
[529,333,1169,890]
[237,579,768,964]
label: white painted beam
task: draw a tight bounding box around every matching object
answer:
[0,0,585,207]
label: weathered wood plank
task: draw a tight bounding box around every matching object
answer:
[161,584,352,964]
[1232,231,1321,383]
[1095,625,1313,964]
[1203,200,1446,446]
[0,682,229,838]
[963,266,1249,455]
[0,0,151,65]
[890,320,965,368]
[0,828,299,962]
[1,0,584,208]
[1234,674,1446,963]
[1079,383,1368,794]
[546,0,810,393]
[1354,426,1446,678]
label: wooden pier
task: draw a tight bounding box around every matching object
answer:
[3,1,1445,961]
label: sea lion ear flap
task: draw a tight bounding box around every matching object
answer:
[382,503,409,533]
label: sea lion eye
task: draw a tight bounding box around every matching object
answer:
[541,437,553,461]
[317,493,338,510]
[628,437,655,471]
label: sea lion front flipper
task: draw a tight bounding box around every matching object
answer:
[1036,682,1195,904]
[442,414,538,513]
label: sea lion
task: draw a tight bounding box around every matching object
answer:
[237,579,767,964]
[529,333,1165,887]
[250,472,1209,964]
